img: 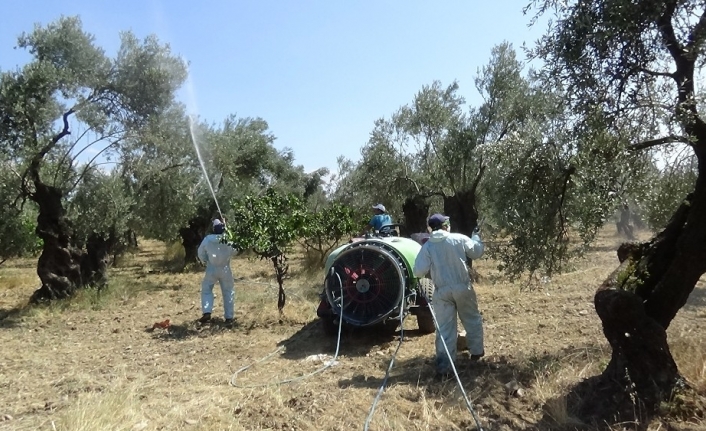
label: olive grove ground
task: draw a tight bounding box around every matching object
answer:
[0,229,704,431]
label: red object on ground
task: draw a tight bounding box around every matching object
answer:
[152,319,171,329]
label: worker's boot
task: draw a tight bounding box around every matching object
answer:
[470,351,485,361]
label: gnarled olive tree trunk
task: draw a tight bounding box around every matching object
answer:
[81,229,121,287]
[442,167,484,237]
[575,150,706,422]
[443,189,479,237]
[29,181,119,302]
[179,215,212,266]
[30,181,84,302]
[400,196,429,236]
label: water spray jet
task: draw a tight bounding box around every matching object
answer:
[185,67,224,222]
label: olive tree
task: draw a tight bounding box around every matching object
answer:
[127,111,319,267]
[68,168,136,285]
[0,16,187,301]
[526,0,706,421]
[336,43,540,237]
[299,201,358,267]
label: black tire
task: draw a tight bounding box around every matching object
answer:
[416,278,436,334]
[418,278,435,304]
[416,309,436,334]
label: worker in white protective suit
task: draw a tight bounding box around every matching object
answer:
[413,213,485,377]
[197,219,239,325]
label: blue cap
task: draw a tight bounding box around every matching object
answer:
[428,213,450,229]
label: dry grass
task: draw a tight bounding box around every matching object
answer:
[672,336,706,393]
[0,231,704,431]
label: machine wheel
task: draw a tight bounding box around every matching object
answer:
[416,278,436,334]
[418,278,435,303]
[416,309,436,334]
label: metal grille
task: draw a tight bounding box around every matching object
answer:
[325,243,406,326]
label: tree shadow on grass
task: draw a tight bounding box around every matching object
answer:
[548,371,706,431]
[338,344,611,431]
[0,305,27,329]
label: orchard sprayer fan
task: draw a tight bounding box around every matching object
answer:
[316,227,436,335]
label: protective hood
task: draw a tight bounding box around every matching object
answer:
[429,229,450,243]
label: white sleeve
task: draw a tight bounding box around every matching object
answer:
[413,245,431,278]
[464,234,485,260]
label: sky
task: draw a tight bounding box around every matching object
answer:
[0,0,547,174]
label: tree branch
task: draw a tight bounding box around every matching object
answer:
[628,135,691,151]
[53,124,93,185]
[657,1,686,69]
[136,162,189,193]
[24,109,74,190]
[39,110,74,162]
[554,164,576,251]
[399,173,420,194]
[637,67,676,80]
[69,137,124,191]
[72,130,125,162]
[470,160,486,195]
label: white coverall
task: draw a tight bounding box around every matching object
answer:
[413,230,485,373]
[198,234,239,319]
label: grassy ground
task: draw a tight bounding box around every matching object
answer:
[0,229,704,431]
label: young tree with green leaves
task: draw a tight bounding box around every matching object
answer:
[225,188,308,312]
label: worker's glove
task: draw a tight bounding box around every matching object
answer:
[472,217,484,236]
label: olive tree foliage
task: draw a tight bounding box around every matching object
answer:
[636,152,698,230]
[299,202,358,267]
[333,116,415,216]
[68,167,136,253]
[120,104,204,244]
[481,88,652,277]
[0,16,188,300]
[524,0,706,420]
[0,160,41,263]
[123,107,324,267]
[333,43,549,236]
